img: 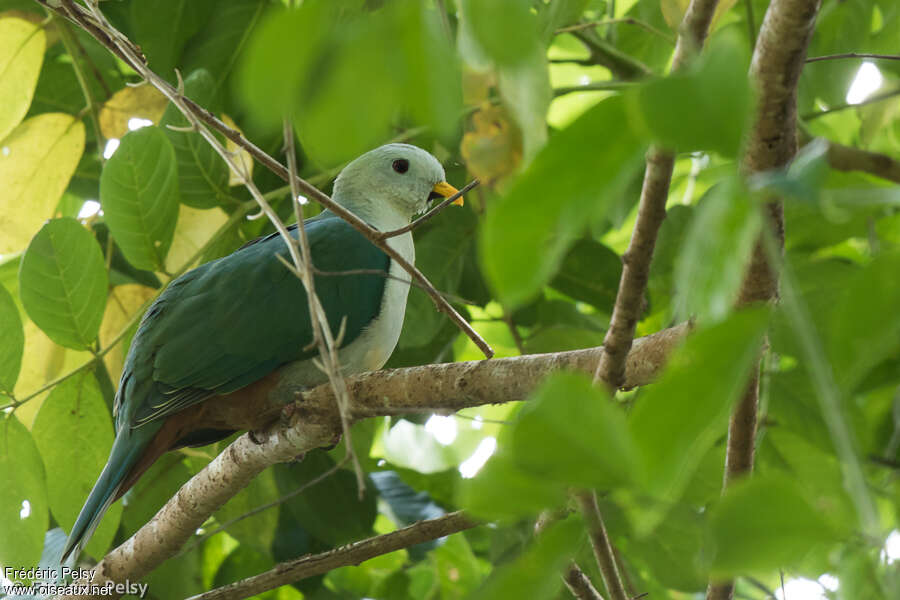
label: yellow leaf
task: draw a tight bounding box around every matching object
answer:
[0,113,85,254]
[14,320,92,429]
[0,17,46,141]
[460,102,522,183]
[98,83,168,140]
[164,203,230,274]
[100,284,157,386]
[222,113,253,186]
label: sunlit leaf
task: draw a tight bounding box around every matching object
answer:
[100,126,180,271]
[709,474,840,576]
[0,16,45,141]
[98,83,168,140]
[0,284,24,394]
[674,177,762,322]
[481,96,644,308]
[0,413,47,570]
[31,371,121,560]
[0,113,85,254]
[629,308,769,505]
[19,218,108,350]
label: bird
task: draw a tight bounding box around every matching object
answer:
[61,143,463,562]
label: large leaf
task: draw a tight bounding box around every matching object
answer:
[0,113,85,254]
[550,238,622,311]
[629,309,769,504]
[469,517,582,600]
[274,452,377,547]
[459,0,540,67]
[827,252,900,393]
[510,373,639,489]
[481,96,645,308]
[627,31,752,157]
[131,0,215,80]
[31,371,121,559]
[100,126,180,271]
[213,467,280,556]
[0,413,48,570]
[674,178,762,322]
[709,474,841,576]
[160,69,231,209]
[0,283,24,394]
[19,217,108,350]
[0,16,45,141]
[238,1,460,165]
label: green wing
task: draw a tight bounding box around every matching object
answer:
[115,213,389,429]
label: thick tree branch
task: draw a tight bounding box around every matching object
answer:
[188,512,477,600]
[56,325,687,599]
[802,135,900,184]
[708,1,821,599]
[36,0,494,360]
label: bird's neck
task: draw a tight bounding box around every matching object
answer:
[337,194,410,233]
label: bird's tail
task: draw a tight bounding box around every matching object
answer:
[61,426,153,563]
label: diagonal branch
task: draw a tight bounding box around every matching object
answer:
[55,324,687,600]
[36,0,494,360]
[594,0,721,391]
[187,512,477,600]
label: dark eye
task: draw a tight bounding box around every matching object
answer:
[392,159,409,174]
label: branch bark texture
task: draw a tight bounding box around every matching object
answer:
[56,325,686,599]
[188,512,477,600]
[708,1,821,599]
[595,0,720,389]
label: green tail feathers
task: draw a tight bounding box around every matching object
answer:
[61,425,157,563]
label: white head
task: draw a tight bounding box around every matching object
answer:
[332,144,461,227]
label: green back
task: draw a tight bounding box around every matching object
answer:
[116,212,389,429]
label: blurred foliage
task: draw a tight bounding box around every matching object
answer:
[0,0,899,599]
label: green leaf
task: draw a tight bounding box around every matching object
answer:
[0,17,45,141]
[550,238,622,311]
[0,283,24,393]
[674,177,762,322]
[511,373,639,489]
[457,448,568,522]
[459,0,540,67]
[827,252,900,392]
[709,474,839,576]
[160,69,231,209]
[0,413,48,570]
[31,371,122,560]
[131,0,215,80]
[629,309,769,504]
[100,126,180,271]
[481,96,645,308]
[239,1,460,165]
[470,517,582,600]
[626,503,708,592]
[274,452,377,547]
[214,467,280,556]
[628,31,752,156]
[19,217,108,350]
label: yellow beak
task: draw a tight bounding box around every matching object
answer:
[432,181,464,206]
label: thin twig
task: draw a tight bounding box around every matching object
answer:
[806,52,900,63]
[553,81,636,97]
[802,87,900,121]
[179,455,350,556]
[283,118,364,495]
[36,0,494,360]
[186,512,478,600]
[54,16,105,161]
[745,0,756,51]
[556,18,676,45]
[378,179,479,239]
[576,491,628,600]
[563,564,606,600]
